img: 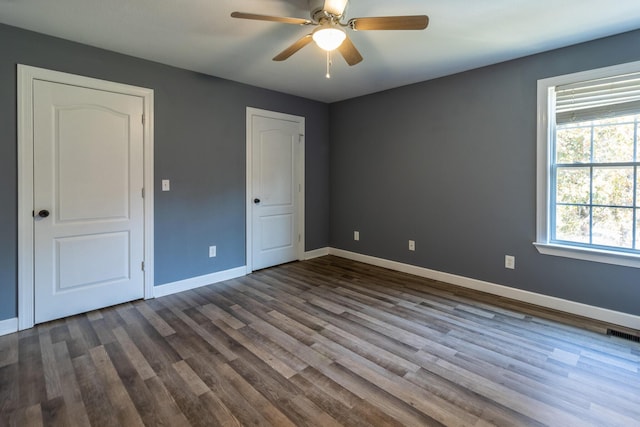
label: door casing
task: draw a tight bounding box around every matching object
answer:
[17,65,155,330]
[246,107,305,273]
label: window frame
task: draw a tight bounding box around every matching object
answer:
[535,61,640,269]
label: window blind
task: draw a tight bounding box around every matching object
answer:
[555,72,640,124]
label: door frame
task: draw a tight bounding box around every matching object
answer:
[17,65,155,330]
[245,107,305,273]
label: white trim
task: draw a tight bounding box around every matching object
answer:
[142,82,155,301]
[0,318,18,337]
[305,247,330,260]
[154,266,247,298]
[535,60,640,269]
[535,81,553,245]
[17,66,35,331]
[17,65,154,330]
[534,243,640,269]
[245,107,305,273]
[329,248,640,330]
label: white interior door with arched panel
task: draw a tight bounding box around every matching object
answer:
[246,108,304,272]
[18,65,154,328]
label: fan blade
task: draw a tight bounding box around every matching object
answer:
[231,12,312,26]
[323,0,349,16]
[273,34,314,61]
[337,35,363,66]
[349,15,429,31]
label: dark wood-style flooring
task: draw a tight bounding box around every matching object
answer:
[1,256,639,426]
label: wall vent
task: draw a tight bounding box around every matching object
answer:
[607,329,640,343]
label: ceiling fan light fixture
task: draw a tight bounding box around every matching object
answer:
[312,26,346,51]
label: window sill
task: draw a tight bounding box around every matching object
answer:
[533,242,640,269]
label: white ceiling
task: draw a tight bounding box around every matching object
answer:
[2,0,640,103]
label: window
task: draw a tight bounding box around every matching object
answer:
[535,61,640,268]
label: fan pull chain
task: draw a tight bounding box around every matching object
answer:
[326,50,332,79]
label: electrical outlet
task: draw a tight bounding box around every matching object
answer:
[209,245,217,258]
[505,255,515,269]
[354,231,360,241]
[409,240,415,251]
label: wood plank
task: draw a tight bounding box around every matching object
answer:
[290,367,403,427]
[89,346,144,426]
[0,360,19,415]
[215,362,296,427]
[184,353,272,426]
[212,318,302,379]
[71,354,120,427]
[198,391,241,427]
[143,375,192,427]
[227,353,343,427]
[38,332,63,401]
[103,340,161,426]
[23,403,44,427]
[316,362,443,426]
[111,326,156,381]
[18,334,47,407]
[118,310,183,372]
[40,396,68,427]
[198,303,246,330]
[86,317,117,346]
[134,301,176,337]
[6,403,44,427]
[0,333,19,369]
[173,360,210,397]
[156,364,218,427]
[52,341,92,426]
[404,367,544,426]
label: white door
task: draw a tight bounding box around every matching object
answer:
[249,110,304,271]
[33,80,145,324]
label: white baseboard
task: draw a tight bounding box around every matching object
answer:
[305,247,330,260]
[0,317,18,337]
[154,266,247,298]
[329,248,640,330]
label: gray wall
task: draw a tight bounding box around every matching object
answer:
[3,22,639,323]
[0,23,330,321]
[330,29,640,316]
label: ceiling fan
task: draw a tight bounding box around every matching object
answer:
[231,0,429,67]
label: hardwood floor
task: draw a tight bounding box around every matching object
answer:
[1,255,639,426]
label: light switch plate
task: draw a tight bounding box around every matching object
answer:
[162,179,170,191]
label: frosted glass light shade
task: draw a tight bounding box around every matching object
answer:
[312,27,346,51]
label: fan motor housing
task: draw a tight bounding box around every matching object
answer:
[308,0,344,20]
[308,0,326,16]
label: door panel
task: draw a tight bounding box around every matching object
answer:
[56,232,130,290]
[57,107,130,221]
[260,134,293,206]
[251,113,303,270]
[260,213,294,250]
[33,80,144,323]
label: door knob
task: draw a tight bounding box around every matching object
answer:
[254,198,261,204]
[38,209,50,218]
